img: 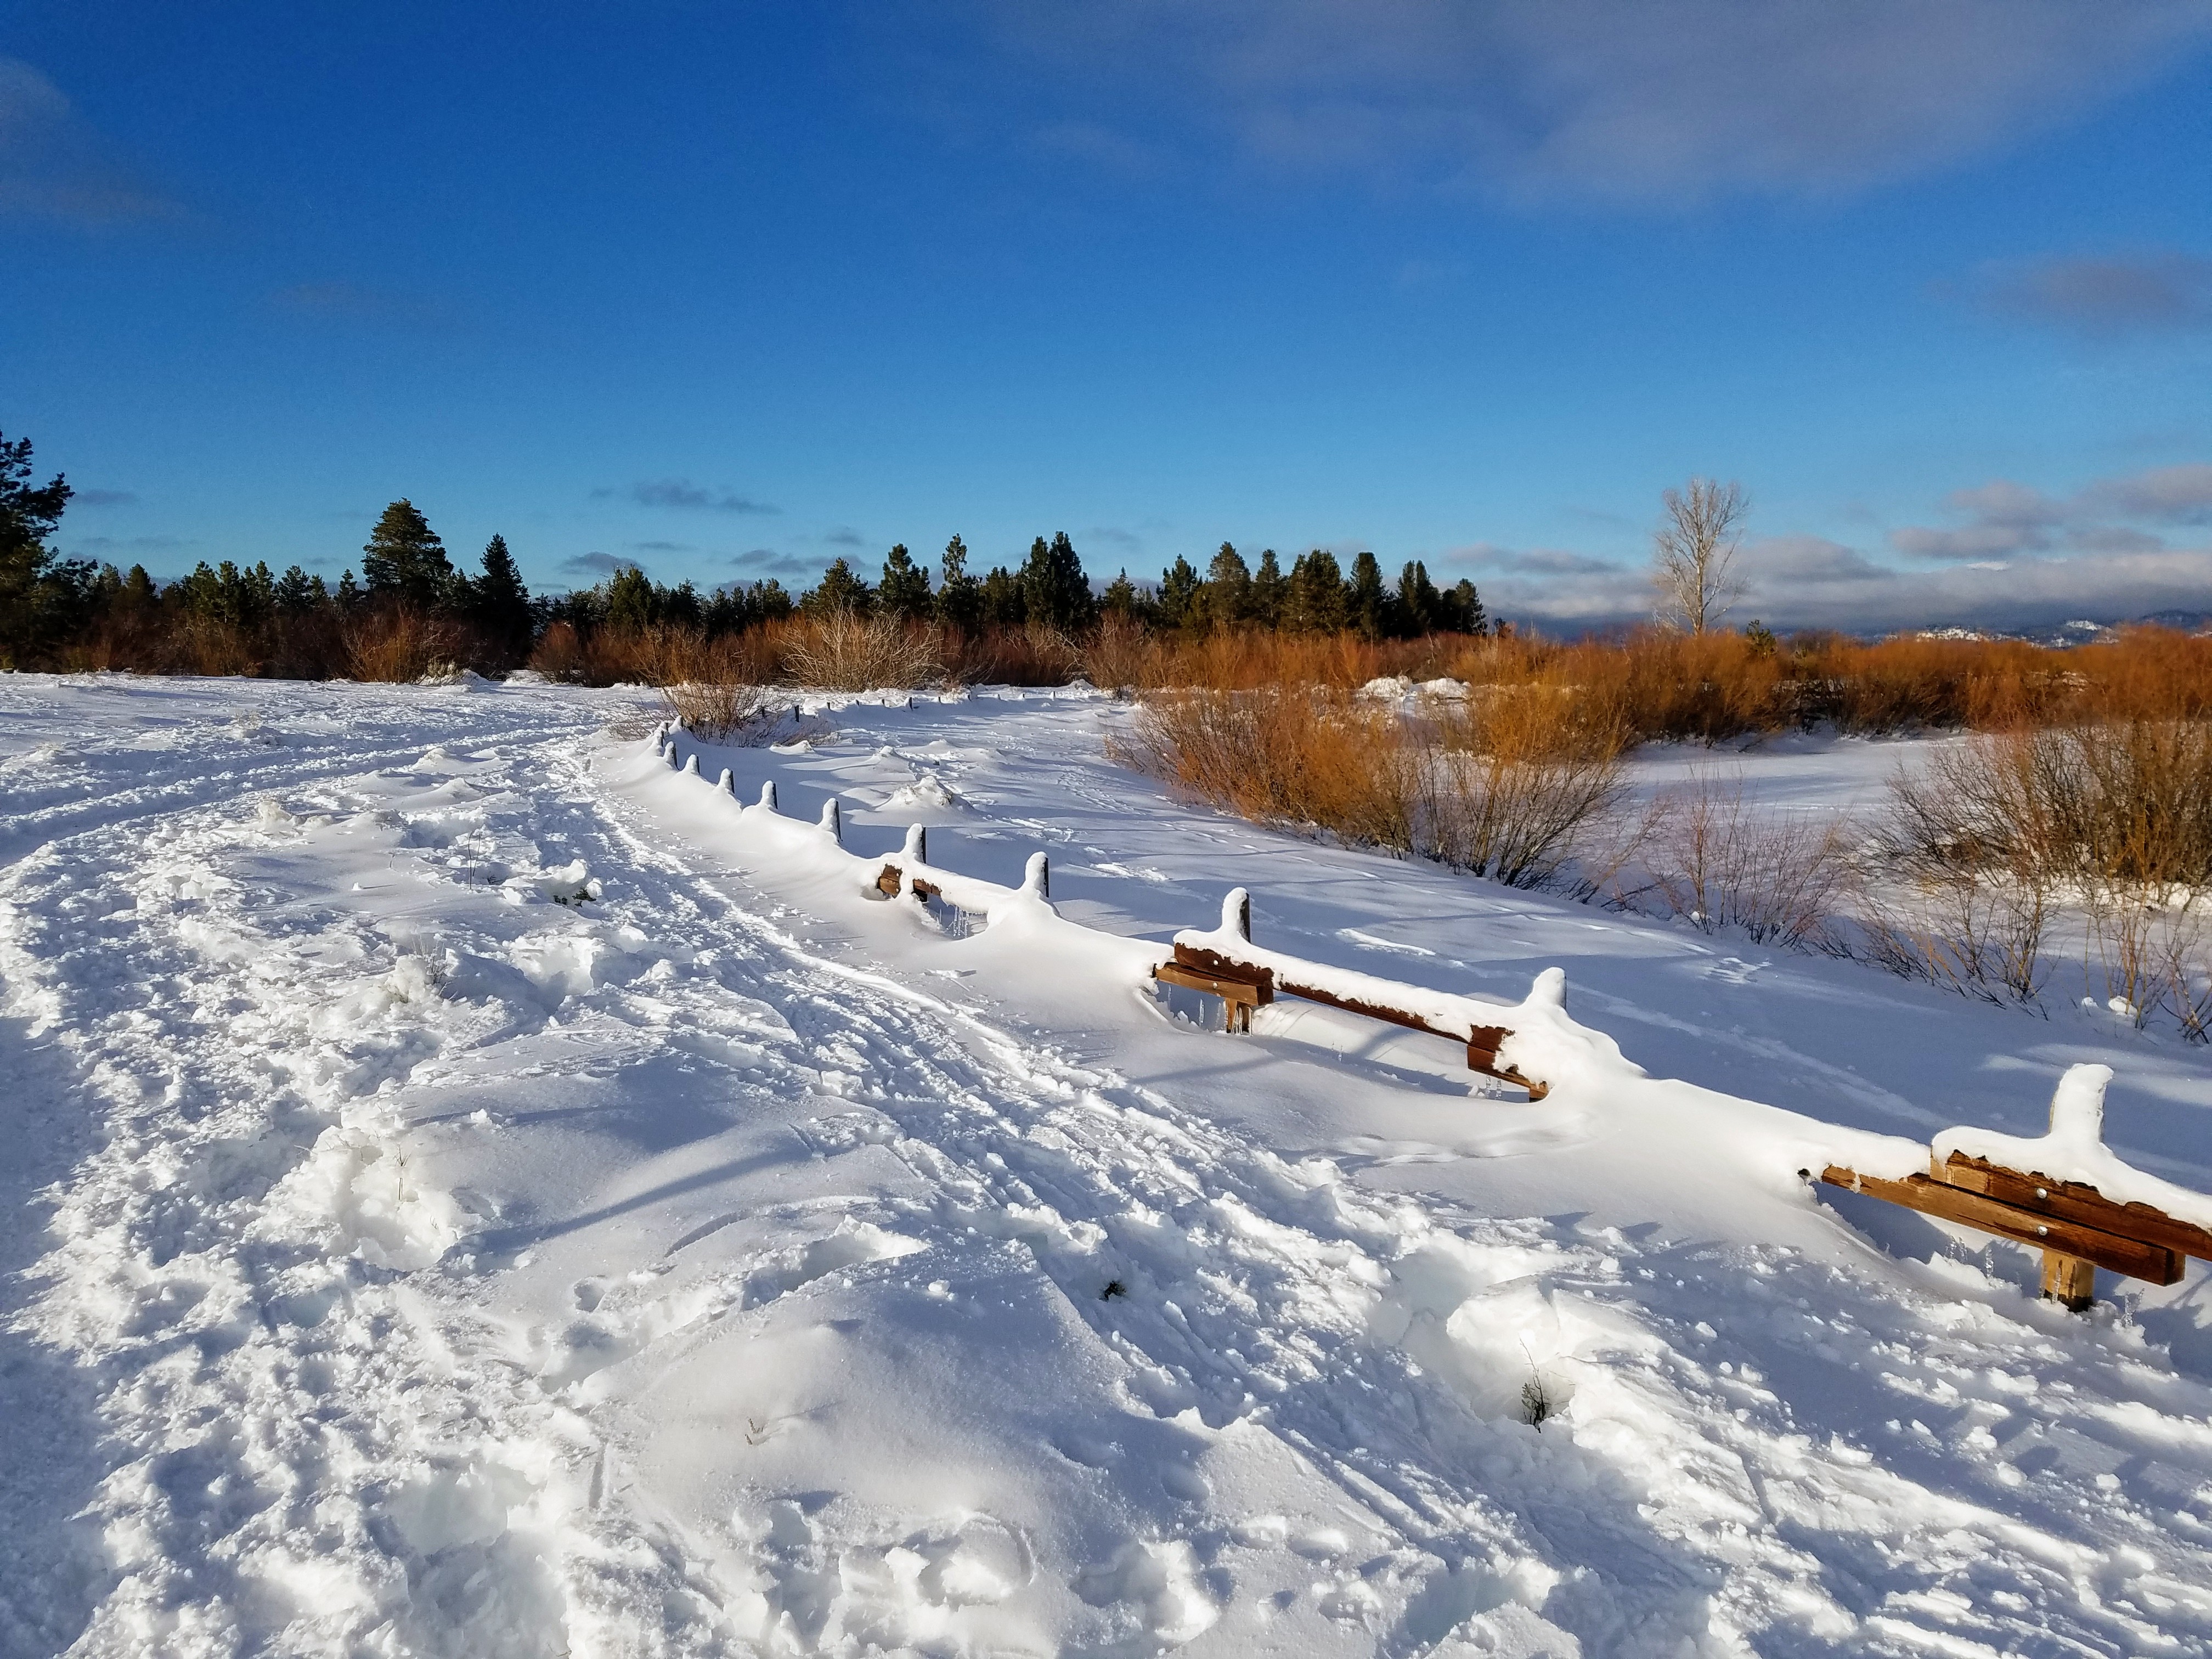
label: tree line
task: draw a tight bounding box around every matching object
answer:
[1,429,1492,676]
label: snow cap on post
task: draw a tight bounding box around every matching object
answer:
[1221,887,1251,941]
[758,780,778,810]
[820,798,842,843]
[684,753,701,776]
[1022,850,1049,899]
[1528,966,1566,1009]
[717,768,735,795]
[2050,1063,2112,1147]
[903,823,928,866]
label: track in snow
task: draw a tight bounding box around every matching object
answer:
[4,680,2211,1657]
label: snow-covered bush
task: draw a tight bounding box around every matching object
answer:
[661,680,778,742]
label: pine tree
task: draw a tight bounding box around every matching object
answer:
[1250,549,1285,629]
[1285,550,1345,634]
[603,565,656,628]
[337,569,364,611]
[1447,578,1487,636]
[465,533,533,660]
[878,543,933,622]
[1156,556,1202,629]
[1395,560,1441,637]
[362,500,459,612]
[980,565,1027,626]
[935,534,984,630]
[1203,542,1252,630]
[0,430,91,665]
[1347,551,1389,640]
[1101,569,1142,617]
[802,557,873,618]
[1022,532,1096,632]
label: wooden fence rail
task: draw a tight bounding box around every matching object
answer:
[656,721,2209,1313]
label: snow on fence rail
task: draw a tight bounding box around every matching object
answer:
[1818,1064,2212,1310]
[653,722,2212,1312]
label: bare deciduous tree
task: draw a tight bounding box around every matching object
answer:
[1651,477,1749,635]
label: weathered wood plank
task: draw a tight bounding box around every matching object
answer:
[1174,943,1548,1098]
[1819,1166,2182,1284]
[1937,1153,2212,1264]
[2041,1251,2096,1312]
[874,862,942,901]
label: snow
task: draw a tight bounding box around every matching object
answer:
[5,672,2212,1657]
[1936,1064,2212,1232]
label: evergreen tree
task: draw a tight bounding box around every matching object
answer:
[0,430,90,666]
[1395,560,1442,637]
[468,533,534,657]
[337,569,364,611]
[935,534,984,630]
[118,564,157,613]
[1285,550,1345,634]
[1203,542,1252,630]
[1446,578,1487,636]
[1101,568,1143,618]
[877,543,933,622]
[980,565,1027,626]
[603,565,656,629]
[1021,532,1096,632]
[801,556,873,618]
[274,565,321,614]
[1156,555,1202,629]
[751,579,794,623]
[660,579,704,629]
[361,499,459,611]
[1347,550,1389,640]
[1250,549,1285,629]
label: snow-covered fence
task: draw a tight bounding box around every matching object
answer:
[652,725,2212,1312]
[1162,888,1550,1099]
[653,722,1546,1095]
[1818,1064,2212,1310]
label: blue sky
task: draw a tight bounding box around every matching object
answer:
[6,1,2212,631]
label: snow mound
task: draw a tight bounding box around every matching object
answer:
[882,774,969,814]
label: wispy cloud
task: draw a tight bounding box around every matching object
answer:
[606,479,780,514]
[0,56,179,225]
[1972,250,2212,335]
[729,549,819,578]
[1444,542,1625,577]
[65,533,191,552]
[630,539,695,553]
[1888,461,2212,561]
[274,281,450,330]
[559,551,634,577]
[820,527,866,548]
[72,488,138,507]
[956,1,2212,204]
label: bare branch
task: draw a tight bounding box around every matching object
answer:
[1651,477,1750,635]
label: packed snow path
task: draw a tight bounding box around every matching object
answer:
[5,676,2212,1657]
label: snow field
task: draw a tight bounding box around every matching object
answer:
[1,674,2210,1657]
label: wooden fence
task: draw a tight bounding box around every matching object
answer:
[655,722,2212,1313]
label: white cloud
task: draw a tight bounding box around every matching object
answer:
[959,0,2212,202]
[0,57,177,224]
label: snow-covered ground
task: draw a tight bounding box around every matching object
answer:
[5,673,2212,1658]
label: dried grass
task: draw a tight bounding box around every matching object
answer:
[780,612,945,692]
[344,608,464,682]
[1115,685,1626,885]
[1640,772,1854,947]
